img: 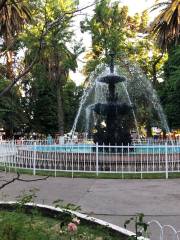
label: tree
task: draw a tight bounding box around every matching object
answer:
[149,0,180,130]
[158,44,180,129]
[81,0,141,74]
[81,1,166,82]
[0,0,93,137]
[0,76,27,138]
[149,0,180,50]
[0,0,31,79]
[21,0,83,135]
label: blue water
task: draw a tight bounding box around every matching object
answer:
[32,144,180,154]
[33,144,93,153]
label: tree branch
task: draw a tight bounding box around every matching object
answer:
[0,172,49,190]
[152,53,164,86]
[0,172,22,190]
[18,175,49,182]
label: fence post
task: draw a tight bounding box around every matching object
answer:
[54,145,56,177]
[72,146,74,179]
[96,143,99,176]
[165,142,168,179]
[33,142,36,176]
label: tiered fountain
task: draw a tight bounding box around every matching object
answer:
[92,53,133,145]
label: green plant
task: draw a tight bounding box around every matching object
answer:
[15,188,39,213]
[53,199,81,211]
[124,213,149,239]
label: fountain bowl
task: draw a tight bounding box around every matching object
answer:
[99,74,126,84]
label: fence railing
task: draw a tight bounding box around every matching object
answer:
[148,220,180,240]
[0,140,180,178]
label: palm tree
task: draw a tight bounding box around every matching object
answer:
[0,0,31,79]
[149,0,180,50]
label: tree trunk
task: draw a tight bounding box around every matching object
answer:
[152,54,163,87]
[6,50,14,80]
[5,35,15,80]
[146,120,152,138]
[50,37,67,136]
[56,82,64,135]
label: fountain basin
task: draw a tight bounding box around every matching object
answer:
[31,144,180,154]
[99,74,126,84]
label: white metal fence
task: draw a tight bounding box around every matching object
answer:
[148,220,180,240]
[0,140,180,178]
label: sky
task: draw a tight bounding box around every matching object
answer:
[70,0,157,85]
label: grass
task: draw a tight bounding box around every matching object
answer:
[0,209,126,240]
[1,165,180,179]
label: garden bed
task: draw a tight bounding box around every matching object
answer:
[0,202,137,240]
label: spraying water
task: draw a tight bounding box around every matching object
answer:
[70,64,107,139]
[125,62,171,134]
[70,82,95,139]
[122,82,141,140]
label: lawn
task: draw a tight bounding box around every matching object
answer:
[2,165,180,179]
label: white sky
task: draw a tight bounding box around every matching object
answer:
[70,0,157,85]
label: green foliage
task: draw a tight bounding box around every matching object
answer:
[0,79,27,138]
[15,188,39,210]
[20,0,83,135]
[21,78,83,135]
[82,0,167,89]
[53,199,81,211]
[158,44,180,129]
[0,0,32,45]
[0,210,124,240]
[149,0,180,50]
[124,213,149,240]
[81,0,159,76]
[0,0,84,136]
[63,81,83,132]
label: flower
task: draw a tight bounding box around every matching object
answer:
[67,222,77,233]
[72,217,80,225]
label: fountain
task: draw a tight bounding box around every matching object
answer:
[70,51,171,145]
[92,53,133,145]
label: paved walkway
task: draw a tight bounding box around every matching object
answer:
[0,172,180,237]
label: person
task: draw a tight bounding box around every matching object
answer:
[47,134,53,145]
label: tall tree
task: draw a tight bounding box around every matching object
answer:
[157,44,180,129]
[149,0,180,51]
[0,0,31,79]
[81,0,139,74]
[149,0,180,130]
[22,0,82,135]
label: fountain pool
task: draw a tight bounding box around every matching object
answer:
[33,144,180,154]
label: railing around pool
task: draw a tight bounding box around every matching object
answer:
[0,140,180,178]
